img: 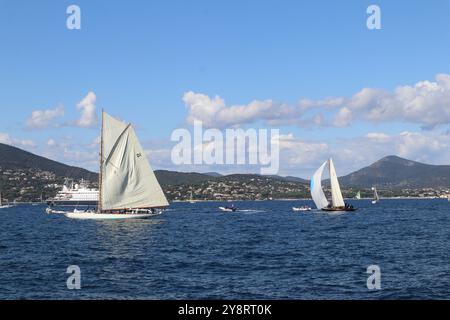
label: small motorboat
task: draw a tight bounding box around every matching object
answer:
[292,206,311,212]
[46,207,67,214]
[219,206,237,212]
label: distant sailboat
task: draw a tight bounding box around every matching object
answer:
[188,190,196,204]
[0,192,13,209]
[310,158,356,212]
[56,111,169,219]
[372,187,379,204]
[355,191,361,200]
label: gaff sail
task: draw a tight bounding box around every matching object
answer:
[100,112,169,211]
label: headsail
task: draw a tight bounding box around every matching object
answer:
[101,112,169,211]
[328,158,345,208]
[372,187,379,201]
[310,161,329,209]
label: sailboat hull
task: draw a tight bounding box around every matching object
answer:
[321,207,357,212]
[64,211,162,220]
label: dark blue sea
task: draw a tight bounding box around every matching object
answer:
[1,199,449,299]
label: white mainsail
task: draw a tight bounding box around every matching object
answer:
[372,187,379,202]
[310,161,329,209]
[100,112,169,211]
[328,158,345,208]
[355,191,361,199]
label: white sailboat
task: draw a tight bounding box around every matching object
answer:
[0,192,13,209]
[310,158,356,212]
[58,111,169,220]
[371,187,379,204]
[188,190,196,204]
[355,191,361,200]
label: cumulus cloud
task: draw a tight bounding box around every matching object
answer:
[40,136,99,172]
[75,91,98,128]
[365,132,391,141]
[183,91,349,128]
[184,74,450,130]
[263,130,450,177]
[25,105,65,129]
[334,74,450,129]
[0,132,36,149]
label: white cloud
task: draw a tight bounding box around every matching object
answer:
[0,133,12,145]
[0,132,36,149]
[88,135,101,148]
[183,91,301,128]
[365,132,390,142]
[25,105,64,129]
[263,130,450,177]
[75,91,98,128]
[184,74,450,129]
[334,74,450,129]
[333,107,353,127]
[39,137,99,172]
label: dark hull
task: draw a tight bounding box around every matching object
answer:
[322,207,357,212]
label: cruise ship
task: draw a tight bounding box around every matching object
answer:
[47,179,98,207]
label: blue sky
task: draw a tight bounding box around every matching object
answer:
[1,0,450,177]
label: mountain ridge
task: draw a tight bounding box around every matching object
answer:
[1,143,450,192]
[339,155,450,188]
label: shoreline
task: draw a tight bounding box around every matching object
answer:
[172,196,447,203]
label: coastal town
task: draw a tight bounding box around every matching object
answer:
[2,166,450,203]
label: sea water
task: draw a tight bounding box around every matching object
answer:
[0,199,449,299]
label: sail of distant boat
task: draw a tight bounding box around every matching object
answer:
[0,191,12,209]
[355,191,361,199]
[310,161,329,210]
[61,111,168,219]
[310,158,356,212]
[189,190,195,203]
[372,187,379,204]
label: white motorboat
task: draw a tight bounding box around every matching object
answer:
[219,206,237,212]
[292,206,311,212]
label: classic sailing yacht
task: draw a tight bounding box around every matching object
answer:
[355,191,361,200]
[371,187,379,204]
[62,111,169,219]
[310,158,356,212]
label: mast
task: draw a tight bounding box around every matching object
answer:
[98,110,104,213]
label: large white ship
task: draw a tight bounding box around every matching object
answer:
[47,179,99,207]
